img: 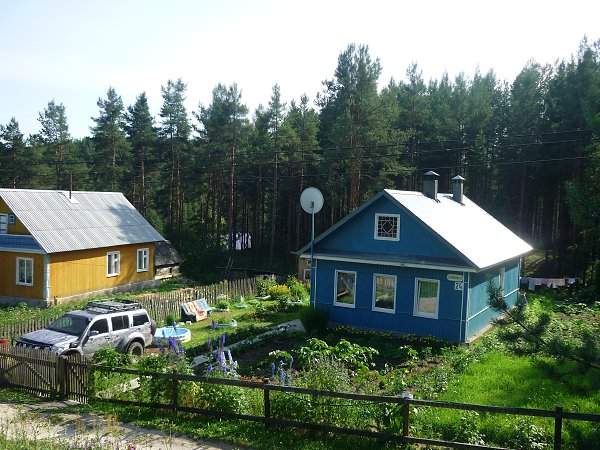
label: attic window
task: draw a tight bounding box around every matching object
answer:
[374,214,400,241]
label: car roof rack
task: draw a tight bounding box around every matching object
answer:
[86,300,142,313]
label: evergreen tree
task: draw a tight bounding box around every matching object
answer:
[0,118,30,187]
[91,87,131,192]
[126,92,157,216]
[159,79,191,234]
[37,100,72,189]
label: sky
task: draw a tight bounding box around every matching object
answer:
[1,0,599,139]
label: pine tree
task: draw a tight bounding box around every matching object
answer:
[37,100,72,189]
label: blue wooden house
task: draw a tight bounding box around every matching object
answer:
[297,172,532,342]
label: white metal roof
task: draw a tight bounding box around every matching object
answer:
[385,189,532,270]
[0,189,164,254]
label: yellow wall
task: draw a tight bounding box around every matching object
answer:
[0,198,30,235]
[49,243,155,299]
[0,251,44,299]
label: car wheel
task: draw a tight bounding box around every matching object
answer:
[127,341,144,357]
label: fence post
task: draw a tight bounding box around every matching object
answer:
[402,397,410,440]
[554,405,563,450]
[263,378,271,426]
[56,355,67,399]
[172,370,178,414]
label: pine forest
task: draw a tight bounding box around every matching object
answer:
[1,40,600,282]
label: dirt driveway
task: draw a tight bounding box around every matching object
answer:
[0,401,245,449]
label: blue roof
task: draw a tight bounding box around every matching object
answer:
[0,234,45,253]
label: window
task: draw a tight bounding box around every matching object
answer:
[137,248,149,272]
[107,251,120,277]
[499,267,505,297]
[373,274,396,313]
[89,319,109,335]
[374,213,400,241]
[334,270,356,308]
[133,313,149,327]
[414,278,440,319]
[16,257,33,286]
[0,214,7,234]
[111,315,128,331]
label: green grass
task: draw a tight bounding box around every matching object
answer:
[412,350,600,448]
[174,300,302,352]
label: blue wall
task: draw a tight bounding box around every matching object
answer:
[317,196,463,263]
[465,258,521,340]
[313,259,468,341]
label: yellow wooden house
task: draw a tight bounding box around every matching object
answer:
[0,188,166,307]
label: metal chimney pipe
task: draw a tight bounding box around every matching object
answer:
[452,175,465,204]
[423,171,440,200]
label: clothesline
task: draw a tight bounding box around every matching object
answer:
[520,276,578,291]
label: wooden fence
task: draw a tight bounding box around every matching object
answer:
[0,346,88,403]
[1,346,599,450]
[0,277,260,341]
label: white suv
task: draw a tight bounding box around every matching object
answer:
[16,300,154,357]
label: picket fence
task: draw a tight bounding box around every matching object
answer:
[0,277,260,341]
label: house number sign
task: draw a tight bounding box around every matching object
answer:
[447,274,463,282]
[454,282,464,290]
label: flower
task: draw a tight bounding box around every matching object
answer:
[220,332,226,347]
[207,336,212,349]
[211,320,217,331]
[289,356,294,367]
[206,364,213,376]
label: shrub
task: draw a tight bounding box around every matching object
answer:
[164,314,175,326]
[267,284,290,301]
[217,299,231,310]
[256,277,276,296]
[89,347,133,400]
[297,338,378,375]
[299,305,329,333]
[286,275,309,300]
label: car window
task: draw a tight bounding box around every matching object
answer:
[133,313,149,326]
[89,318,109,334]
[48,315,89,336]
[111,315,128,331]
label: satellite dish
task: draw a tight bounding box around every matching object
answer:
[300,187,324,214]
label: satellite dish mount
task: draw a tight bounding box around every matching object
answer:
[300,187,324,308]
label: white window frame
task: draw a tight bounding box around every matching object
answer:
[0,213,7,234]
[413,277,440,319]
[334,270,357,308]
[107,251,120,277]
[374,213,400,241]
[372,273,396,314]
[16,257,34,286]
[137,248,149,272]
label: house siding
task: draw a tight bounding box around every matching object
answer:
[465,258,520,340]
[318,197,461,262]
[0,198,29,235]
[314,259,465,341]
[49,243,155,300]
[0,251,45,299]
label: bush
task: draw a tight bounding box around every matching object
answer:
[256,277,276,296]
[217,299,231,310]
[267,284,290,301]
[299,305,329,333]
[164,314,175,326]
[286,275,309,300]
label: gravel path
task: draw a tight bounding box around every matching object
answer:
[0,401,243,449]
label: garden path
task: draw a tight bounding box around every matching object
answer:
[0,400,247,449]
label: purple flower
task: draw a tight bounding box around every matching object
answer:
[227,349,233,364]
[207,336,212,349]
[206,364,213,376]
[220,332,226,347]
[289,356,294,367]
[211,320,217,331]
[271,362,276,374]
